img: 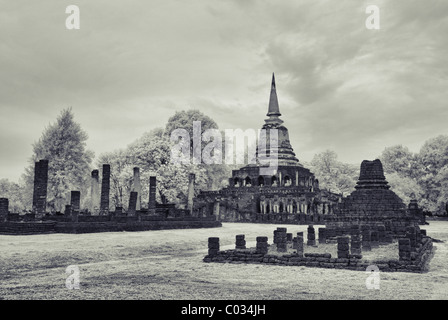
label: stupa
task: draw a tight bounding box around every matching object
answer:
[193,74,341,223]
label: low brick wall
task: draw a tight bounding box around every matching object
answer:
[0,215,221,235]
[0,221,57,235]
[54,219,222,234]
[203,234,434,273]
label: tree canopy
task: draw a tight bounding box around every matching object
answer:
[22,108,94,212]
[379,137,448,215]
[95,110,230,210]
[306,150,358,196]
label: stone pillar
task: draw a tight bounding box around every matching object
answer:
[148,176,157,215]
[295,170,299,186]
[70,191,81,214]
[256,236,268,255]
[399,238,411,261]
[275,227,287,252]
[128,191,138,216]
[187,173,195,215]
[235,234,246,249]
[90,170,100,215]
[0,198,9,222]
[361,226,371,251]
[409,199,425,224]
[307,225,316,246]
[337,236,350,259]
[351,233,362,256]
[318,228,327,244]
[32,159,49,217]
[208,237,220,257]
[260,200,266,214]
[213,199,220,219]
[296,232,304,257]
[132,167,142,211]
[100,164,111,215]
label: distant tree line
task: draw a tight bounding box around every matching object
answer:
[1,107,447,216]
[308,138,448,216]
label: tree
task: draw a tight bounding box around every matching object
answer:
[22,108,94,212]
[128,126,210,205]
[385,173,424,206]
[165,109,218,145]
[0,179,26,213]
[378,137,448,214]
[418,135,448,175]
[380,145,421,179]
[416,135,448,214]
[307,150,358,195]
[164,109,230,190]
[96,109,235,208]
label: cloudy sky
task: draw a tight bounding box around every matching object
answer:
[1,0,447,182]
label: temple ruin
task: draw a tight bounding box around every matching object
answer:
[203,159,433,273]
[0,161,221,234]
[194,74,341,224]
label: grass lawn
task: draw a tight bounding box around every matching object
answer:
[0,221,447,300]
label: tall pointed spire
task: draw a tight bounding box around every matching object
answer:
[259,72,299,166]
[267,73,281,117]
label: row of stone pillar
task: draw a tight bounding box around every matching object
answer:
[259,202,331,215]
[207,226,427,261]
[28,160,158,216]
[87,164,157,215]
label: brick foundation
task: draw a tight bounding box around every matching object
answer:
[203,231,434,273]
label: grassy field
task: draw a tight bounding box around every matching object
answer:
[0,221,447,300]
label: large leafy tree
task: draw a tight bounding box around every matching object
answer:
[22,108,94,212]
[96,109,223,210]
[380,145,421,179]
[378,138,448,214]
[164,109,228,190]
[307,150,358,196]
[0,179,26,213]
[379,145,424,207]
[126,127,209,206]
[416,135,448,214]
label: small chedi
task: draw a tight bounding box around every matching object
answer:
[0,162,221,235]
[323,159,425,240]
[203,160,434,273]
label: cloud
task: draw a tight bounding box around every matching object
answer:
[0,0,447,183]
